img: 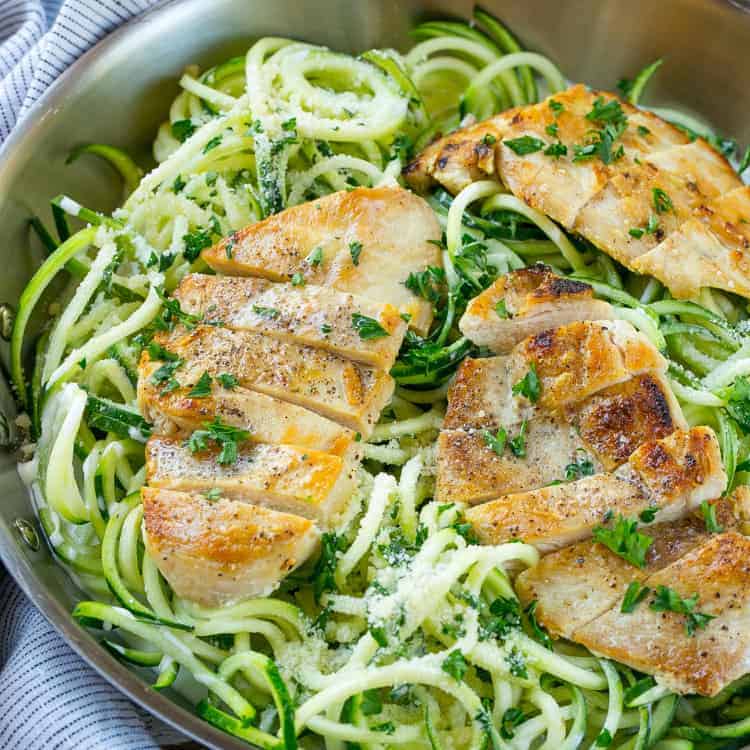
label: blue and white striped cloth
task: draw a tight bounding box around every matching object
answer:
[0,5,191,748]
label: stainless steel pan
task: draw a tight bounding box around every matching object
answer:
[0,1,748,746]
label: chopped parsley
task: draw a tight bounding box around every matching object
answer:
[545,122,559,137]
[544,141,567,158]
[156,288,202,330]
[621,580,650,613]
[596,728,613,747]
[306,246,324,266]
[171,119,195,142]
[186,416,250,465]
[187,371,213,398]
[352,312,389,340]
[503,135,545,155]
[320,323,333,335]
[629,227,645,239]
[500,707,526,740]
[549,99,564,115]
[172,174,187,194]
[150,357,184,395]
[312,532,342,602]
[349,240,363,266]
[147,341,179,362]
[512,364,541,403]
[205,487,222,502]
[202,135,223,154]
[508,420,528,458]
[505,648,528,679]
[652,187,673,213]
[726,375,750,432]
[291,272,305,287]
[482,426,507,456]
[482,133,497,146]
[525,600,552,650]
[216,372,239,390]
[182,227,213,262]
[592,514,653,568]
[564,456,595,481]
[404,266,446,305]
[637,125,651,136]
[574,96,628,164]
[700,500,724,533]
[637,505,658,524]
[281,116,297,131]
[495,298,509,319]
[649,585,715,636]
[252,304,280,319]
[441,649,468,681]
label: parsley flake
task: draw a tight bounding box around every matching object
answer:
[503,136,545,155]
[187,417,250,465]
[171,119,195,142]
[512,364,541,403]
[441,649,468,682]
[593,514,653,568]
[349,240,363,266]
[352,312,389,340]
[701,500,724,533]
[649,585,715,636]
[188,371,212,398]
[621,580,651,614]
[652,187,673,213]
[252,305,280,319]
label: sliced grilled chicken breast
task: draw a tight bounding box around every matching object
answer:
[140,325,394,436]
[201,186,441,334]
[173,274,406,369]
[467,427,724,552]
[575,531,750,696]
[438,320,678,504]
[515,489,748,639]
[459,265,614,353]
[564,372,686,471]
[138,377,355,455]
[145,436,358,524]
[443,320,666,432]
[519,320,667,411]
[141,487,319,607]
[633,185,750,298]
[437,417,593,505]
[404,84,750,301]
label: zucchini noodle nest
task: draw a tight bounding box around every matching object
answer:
[12,7,750,749]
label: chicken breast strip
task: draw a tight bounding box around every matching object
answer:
[145,436,359,525]
[201,186,441,334]
[459,265,614,353]
[141,487,320,607]
[467,427,725,553]
[139,324,394,437]
[404,84,750,300]
[173,273,407,369]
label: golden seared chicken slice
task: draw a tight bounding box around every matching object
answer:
[575,531,750,696]
[564,372,686,471]
[404,85,750,301]
[436,418,593,505]
[516,488,749,639]
[145,436,358,524]
[201,186,441,334]
[571,151,733,269]
[458,265,614,353]
[467,427,725,552]
[139,378,355,456]
[515,319,666,411]
[141,487,319,607]
[633,185,750,298]
[443,320,666,432]
[402,115,511,194]
[139,325,394,436]
[173,274,406,369]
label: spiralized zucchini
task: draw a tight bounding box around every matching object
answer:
[13,6,750,749]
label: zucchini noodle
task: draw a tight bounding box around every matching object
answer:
[12,7,750,750]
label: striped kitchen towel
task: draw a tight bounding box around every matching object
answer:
[0,6,191,749]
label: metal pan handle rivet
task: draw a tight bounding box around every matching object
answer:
[0,303,15,341]
[13,518,40,551]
